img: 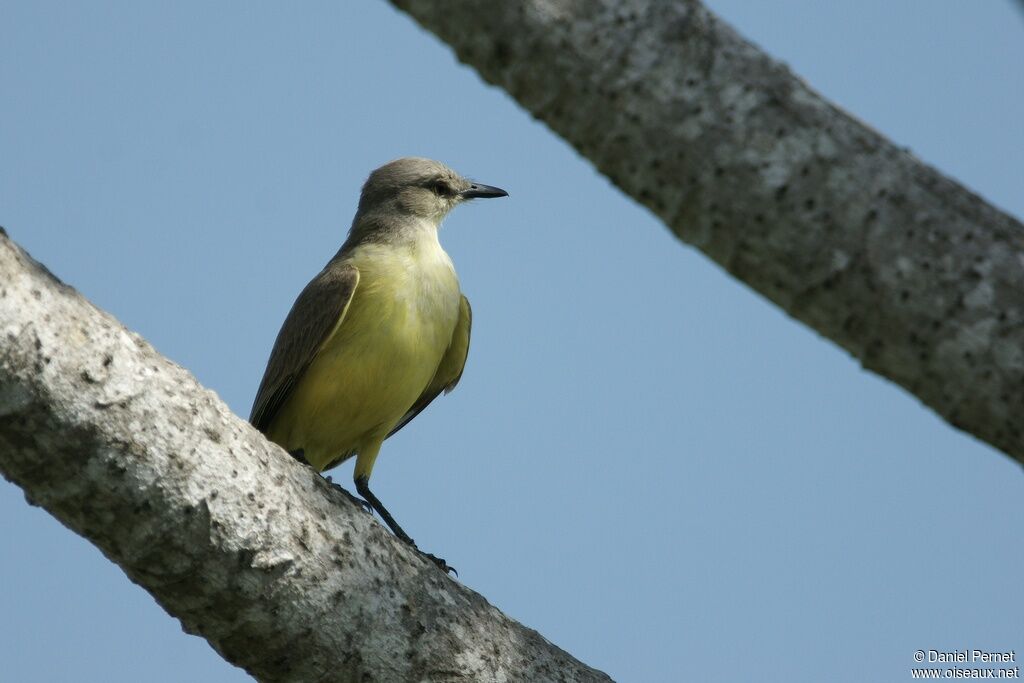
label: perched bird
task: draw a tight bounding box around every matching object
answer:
[249,157,507,569]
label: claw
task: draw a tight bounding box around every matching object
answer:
[419,551,457,576]
[324,475,372,513]
[344,475,456,574]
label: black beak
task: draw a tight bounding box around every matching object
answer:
[460,182,508,199]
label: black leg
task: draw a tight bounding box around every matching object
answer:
[355,475,455,574]
[326,474,373,513]
[292,449,371,513]
[355,475,415,545]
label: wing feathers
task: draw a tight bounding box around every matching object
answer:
[249,262,360,432]
[387,295,472,438]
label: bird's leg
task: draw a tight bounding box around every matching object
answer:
[328,475,373,513]
[292,449,371,513]
[354,475,415,544]
[354,475,455,574]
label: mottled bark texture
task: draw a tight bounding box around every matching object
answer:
[0,230,610,683]
[390,0,1024,465]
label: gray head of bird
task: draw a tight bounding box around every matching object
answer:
[357,157,508,223]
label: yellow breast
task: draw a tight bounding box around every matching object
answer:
[267,234,461,470]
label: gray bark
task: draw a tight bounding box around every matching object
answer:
[389,0,1024,466]
[0,229,611,682]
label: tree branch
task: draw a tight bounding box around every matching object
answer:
[388,0,1024,465]
[0,229,611,682]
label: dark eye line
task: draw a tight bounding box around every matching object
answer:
[433,180,453,197]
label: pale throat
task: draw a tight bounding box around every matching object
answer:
[404,216,456,273]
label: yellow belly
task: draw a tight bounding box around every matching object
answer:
[265,243,460,471]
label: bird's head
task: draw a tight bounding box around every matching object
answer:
[357,157,507,223]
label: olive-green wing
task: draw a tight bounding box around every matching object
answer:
[387,294,472,439]
[249,262,360,433]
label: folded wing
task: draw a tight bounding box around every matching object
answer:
[387,294,472,438]
[249,262,360,433]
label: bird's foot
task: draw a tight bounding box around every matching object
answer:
[324,475,373,514]
[350,475,457,574]
[416,548,457,576]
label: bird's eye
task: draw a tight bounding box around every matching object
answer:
[433,181,453,197]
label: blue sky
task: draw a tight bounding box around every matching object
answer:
[1,2,1021,681]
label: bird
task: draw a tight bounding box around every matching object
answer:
[249,157,507,570]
